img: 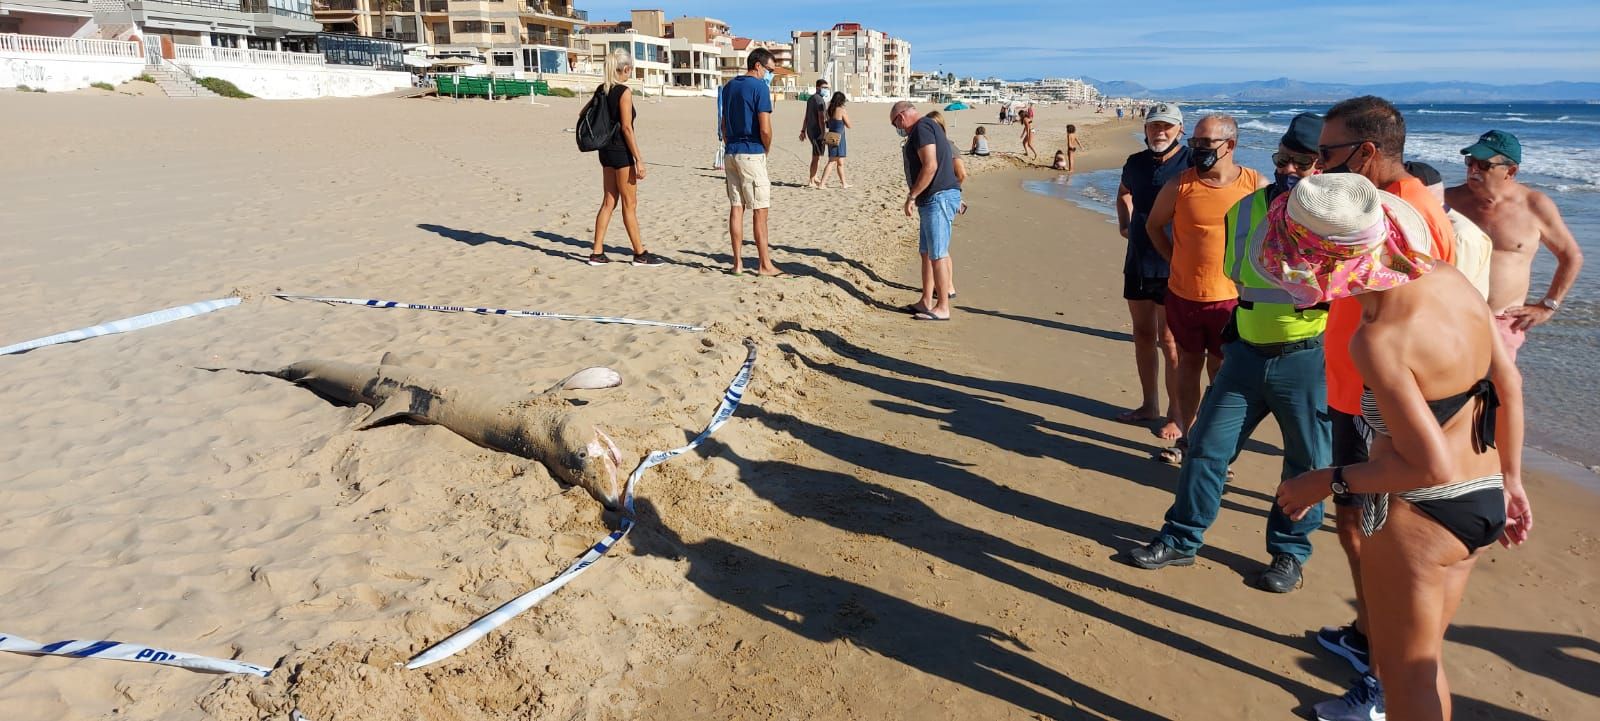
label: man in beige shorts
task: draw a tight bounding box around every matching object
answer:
[1446,130,1584,361]
[719,48,783,276]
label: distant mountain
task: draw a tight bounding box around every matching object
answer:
[1080,76,1600,102]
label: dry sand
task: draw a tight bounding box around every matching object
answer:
[0,91,1594,721]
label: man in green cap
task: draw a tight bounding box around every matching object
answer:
[1446,130,1584,362]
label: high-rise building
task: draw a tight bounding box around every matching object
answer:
[791,23,910,98]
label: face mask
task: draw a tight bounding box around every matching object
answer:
[818,88,830,100]
[1191,147,1220,173]
[1147,138,1175,154]
[896,126,908,138]
[1273,172,1301,194]
[1322,147,1363,175]
[764,69,774,83]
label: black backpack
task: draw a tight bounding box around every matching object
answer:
[576,86,618,152]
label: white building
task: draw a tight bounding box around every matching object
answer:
[580,29,667,87]
[791,22,909,98]
[667,36,717,90]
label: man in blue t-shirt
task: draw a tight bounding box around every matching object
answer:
[890,101,962,321]
[719,48,781,276]
[1113,103,1191,440]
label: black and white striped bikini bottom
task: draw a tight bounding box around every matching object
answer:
[1357,475,1507,552]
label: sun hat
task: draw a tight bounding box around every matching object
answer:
[1254,173,1435,308]
[1144,102,1183,127]
[1460,129,1521,165]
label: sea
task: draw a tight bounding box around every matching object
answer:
[1024,102,1600,472]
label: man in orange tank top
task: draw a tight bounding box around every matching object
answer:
[1308,95,1462,721]
[1144,113,1268,462]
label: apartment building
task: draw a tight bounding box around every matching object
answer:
[664,15,727,48]
[791,23,909,98]
[2,0,321,51]
[311,0,589,75]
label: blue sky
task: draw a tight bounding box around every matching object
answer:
[580,1,1600,87]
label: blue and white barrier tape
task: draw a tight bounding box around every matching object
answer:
[0,633,271,677]
[405,339,756,670]
[1,297,241,356]
[274,295,705,332]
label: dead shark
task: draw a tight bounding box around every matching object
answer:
[239,357,627,507]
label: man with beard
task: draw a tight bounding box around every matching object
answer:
[1113,103,1191,442]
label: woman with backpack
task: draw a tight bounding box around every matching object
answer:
[588,48,664,266]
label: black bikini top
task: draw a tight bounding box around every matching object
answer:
[1361,377,1499,453]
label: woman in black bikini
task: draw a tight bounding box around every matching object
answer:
[588,48,664,267]
[1266,174,1529,721]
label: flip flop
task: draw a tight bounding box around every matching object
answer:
[901,303,931,314]
[1114,409,1159,424]
[912,312,950,321]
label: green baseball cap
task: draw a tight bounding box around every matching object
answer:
[1461,129,1521,165]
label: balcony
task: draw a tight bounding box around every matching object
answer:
[424,0,447,11]
[520,1,585,22]
[313,0,357,9]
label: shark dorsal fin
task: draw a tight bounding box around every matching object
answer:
[357,388,425,430]
[543,367,622,394]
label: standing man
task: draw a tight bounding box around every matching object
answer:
[802,78,831,188]
[1125,114,1329,594]
[891,101,962,321]
[1447,130,1584,362]
[1144,113,1267,463]
[721,48,782,277]
[1114,103,1191,442]
[1308,95,1460,721]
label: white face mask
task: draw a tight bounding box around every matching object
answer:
[817,88,830,100]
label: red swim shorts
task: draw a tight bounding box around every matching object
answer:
[1165,293,1238,356]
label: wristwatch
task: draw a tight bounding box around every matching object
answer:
[1538,297,1562,312]
[1330,466,1350,495]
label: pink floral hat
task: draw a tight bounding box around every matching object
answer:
[1253,173,1435,308]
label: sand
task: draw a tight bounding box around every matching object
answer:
[0,90,1593,721]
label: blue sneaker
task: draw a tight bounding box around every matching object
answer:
[1316,623,1371,674]
[1313,675,1385,721]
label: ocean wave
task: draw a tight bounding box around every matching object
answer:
[1238,119,1288,134]
[1268,108,1310,116]
[1501,116,1600,126]
[1407,132,1600,187]
[1415,109,1476,115]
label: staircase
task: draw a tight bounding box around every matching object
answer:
[142,65,218,98]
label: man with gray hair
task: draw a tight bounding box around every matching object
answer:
[890,101,962,320]
[1143,113,1267,464]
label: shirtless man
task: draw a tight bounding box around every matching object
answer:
[1446,130,1584,361]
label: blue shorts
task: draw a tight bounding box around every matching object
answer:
[917,189,961,260]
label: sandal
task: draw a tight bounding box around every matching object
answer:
[1156,437,1188,465]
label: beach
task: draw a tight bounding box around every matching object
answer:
[1,91,1595,721]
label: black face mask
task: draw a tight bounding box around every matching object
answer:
[1322,146,1363,175]
[1191,147,1221,173]
[1273,172,1301,195]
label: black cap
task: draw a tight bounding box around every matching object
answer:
[1404,160,1443,186]
[1281,112,1323,155]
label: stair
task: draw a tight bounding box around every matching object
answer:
[142,65,218,99]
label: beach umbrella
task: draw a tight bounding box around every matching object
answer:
[944,101,970,111]
[432,57,479,69]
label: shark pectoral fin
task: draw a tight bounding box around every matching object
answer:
[543,367,624,394]
[356,392,421,430]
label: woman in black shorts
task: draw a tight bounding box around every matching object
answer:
[589,48,664,266]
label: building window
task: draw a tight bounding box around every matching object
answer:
[453,21,489,34]
[493,52,514,67]
[490,23,506,34]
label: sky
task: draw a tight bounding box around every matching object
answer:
[579,0,1600,87]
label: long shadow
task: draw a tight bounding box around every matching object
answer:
[679,249,900,312]
[769,242,919,293]
[744,398,1263,582]
[1445,626,1600,697]
[630,499,1174,721]
[959,305,1135,343]
[1290,655,1553,721]
[693,173,809,188]
[529,230,726,273]
[787,323,1281,458]
[694,447,1333,714]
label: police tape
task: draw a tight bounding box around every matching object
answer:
[0,633,271,677]
[405,338,756,670]
[1,297,241,356]
[274,295,706,332]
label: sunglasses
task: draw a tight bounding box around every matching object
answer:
[1465,157,1514,171]
[1272,151,1318,169]
[1317,139,1378,163]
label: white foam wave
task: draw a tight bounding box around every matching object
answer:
[1501,116,1600,126]
[1268,108,1310,116]
[1415,109,1475,115]
[1407,132,1600,187]
[1238,119,1288,134]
